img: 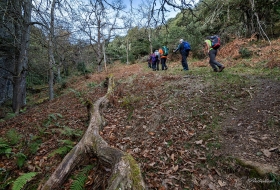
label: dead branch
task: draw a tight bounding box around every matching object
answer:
[41,76,146,190]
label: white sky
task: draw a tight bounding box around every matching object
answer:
[121,0,199,19]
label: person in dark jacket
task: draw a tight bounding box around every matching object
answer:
[173,39,190,71]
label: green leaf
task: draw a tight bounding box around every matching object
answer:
[0,143,12,157]
[12,172,38,190]
[15,153,27,168]
[70,165,93,190]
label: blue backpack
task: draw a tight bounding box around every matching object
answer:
[183,41,191,51]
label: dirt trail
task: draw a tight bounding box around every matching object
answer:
[221,78,280,174]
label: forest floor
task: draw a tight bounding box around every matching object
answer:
[0,38,280,190]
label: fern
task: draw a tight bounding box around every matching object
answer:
[70,165,94,190]
[81,165,94,173]
[57,126,83,138]
[48,146,72,157]
[43,113,63,127]
[0,137,6,143]
[6,129,22,145]
[49,113,63,120]
[48,140,74,157]
[0,143,12,157]
[58,139,75,145]
[29,140,41,155]
[56,126,75,137]
[15,153,27,168]
[12,172,37,190]
[70,175,87,190]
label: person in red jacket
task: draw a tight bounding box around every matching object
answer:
[159,46,169,70]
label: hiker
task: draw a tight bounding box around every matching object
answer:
[173,39,190,71]
[154,49,160,71]
[204,36,225,72]
[150,50,159,71]
[159,46,169,70]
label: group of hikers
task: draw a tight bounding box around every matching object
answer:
[148,36,225,72]
[148,47,169,71]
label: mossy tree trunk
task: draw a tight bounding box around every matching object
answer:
[41,76,146,190]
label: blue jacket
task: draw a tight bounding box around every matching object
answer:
[175,42,189,55]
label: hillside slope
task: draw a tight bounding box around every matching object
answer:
[0,38,279,189]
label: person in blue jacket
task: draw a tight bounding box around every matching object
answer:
[173,39,190,71]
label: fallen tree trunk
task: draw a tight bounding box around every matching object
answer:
[41,76,146,190]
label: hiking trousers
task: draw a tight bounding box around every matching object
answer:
[152,61,157,70]
[209,49,223,71]
[181,51,189,70]
[156,60,160,70]
[161,58,167,70]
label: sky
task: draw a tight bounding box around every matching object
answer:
[121,0,199,20]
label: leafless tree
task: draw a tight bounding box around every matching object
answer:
[77,0,126,72]
[248,0,271,44]
[0,0,32,114]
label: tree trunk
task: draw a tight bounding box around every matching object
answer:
[12,0,32,114]
[126,38,129,64]
[57,63,61,83]
[48,0,56,100]
[103,40,108,72]
[41,76,146,190]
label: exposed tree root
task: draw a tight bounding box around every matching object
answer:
[41,76,146,190]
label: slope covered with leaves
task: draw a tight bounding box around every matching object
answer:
[0,38,279,189]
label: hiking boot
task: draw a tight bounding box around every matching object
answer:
[213,69,218,72]
[219,66,225,72]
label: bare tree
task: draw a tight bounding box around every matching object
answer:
[54,28,71,82]
[47,0,56,100]
[32,0,80,99]
[78,0,126,72]
[0,0,32,114]
[248,0,271,44]
[135,0,156,53]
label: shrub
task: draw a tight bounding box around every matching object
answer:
[239,47,252,58]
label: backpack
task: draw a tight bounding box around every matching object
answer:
[150,53,157,62]
[210,35,221,49]
[162,46,169,56]
[183,41,191,51]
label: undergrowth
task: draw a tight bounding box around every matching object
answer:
[70,165,94,190]
[48,139,75,157]
[12,172,38,190]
